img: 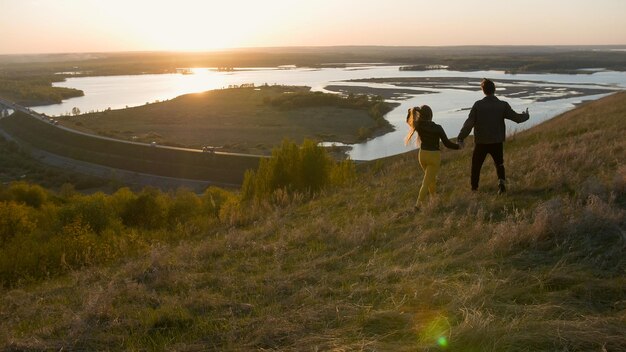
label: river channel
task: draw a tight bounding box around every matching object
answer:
[34,66,626,160]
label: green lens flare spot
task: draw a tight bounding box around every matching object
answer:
[437,336,448,347]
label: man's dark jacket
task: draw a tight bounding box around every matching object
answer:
[458,95,529,144]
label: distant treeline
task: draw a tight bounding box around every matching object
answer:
[2,46,625,76]
[1,46,625,105]
[0,74,83,106]
[263,90,394,140]
[396,50,626,74]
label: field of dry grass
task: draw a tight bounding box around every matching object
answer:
[62,85,392,155]
[0,92,624,351]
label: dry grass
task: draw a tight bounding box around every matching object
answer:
[62,85,388,155]
[1,92,625,351]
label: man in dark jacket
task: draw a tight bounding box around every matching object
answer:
[457,78,530,194]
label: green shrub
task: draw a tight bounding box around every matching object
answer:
[201,186,234,218]
[108,187,137,218]
[0,202,36,246]
[0,217,124,285]
[218,195,251,226]
[242,139,353,202]
[0,182,247,286]
[56,218,100,269]
[167,188,202,225]
[122,187,168,229]
[6,182,48,208]
[299,139,332,192]
[58,192,114,234]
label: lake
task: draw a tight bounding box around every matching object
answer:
[33,66,626,160]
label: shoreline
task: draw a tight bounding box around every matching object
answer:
[346,77,620,103]
[56,85,396,157]
[3,48,625,107]
[6,67,623,161]
[324,85,434,100]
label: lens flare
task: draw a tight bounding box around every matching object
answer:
[437,336,449,348]
[417,313,451,348]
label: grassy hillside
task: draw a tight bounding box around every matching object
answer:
[0,112,260,185]
[0,92,625,351]
[0,135,105,190]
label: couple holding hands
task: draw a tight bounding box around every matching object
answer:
[405,78,530,210]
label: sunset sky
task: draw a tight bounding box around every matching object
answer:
[1,0,625,54]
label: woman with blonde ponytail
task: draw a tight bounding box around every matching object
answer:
[405,105,460,210]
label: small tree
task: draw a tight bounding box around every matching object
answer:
[201,186,233,218]
[121,187,168,229]
[71,107,81,116]
[167,188,201,225]
[298,139,332,193]
[58,193,112,234]
[242,139,354,203]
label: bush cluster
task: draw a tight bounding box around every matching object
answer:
[0,141,354,286]
[264,90,391,124]
[0,182,236,286]
[241,139,356,202]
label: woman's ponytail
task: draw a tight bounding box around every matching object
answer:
[404,107,421,146]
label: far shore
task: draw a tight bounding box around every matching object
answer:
[2,47,625,107]
[345,77,619,102]
[324,85,434,100]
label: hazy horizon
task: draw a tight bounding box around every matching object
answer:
[2,0,626,55]
[3,44,626,58]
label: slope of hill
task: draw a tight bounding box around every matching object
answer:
[0,134,106,190]
[0,92,624,351]
[0,111,261,185]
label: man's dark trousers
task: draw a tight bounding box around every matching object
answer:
[471,143,505,190]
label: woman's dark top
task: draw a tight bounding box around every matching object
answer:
[416,120,460,151]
